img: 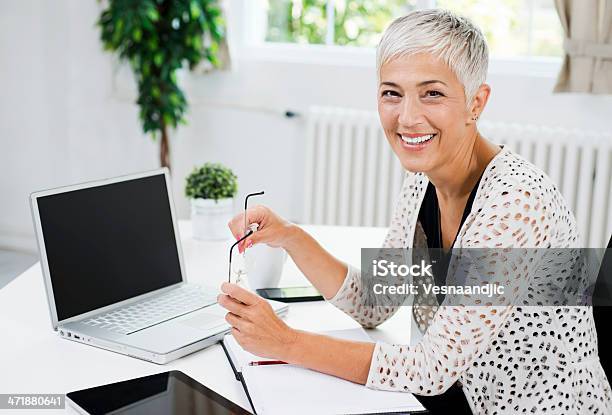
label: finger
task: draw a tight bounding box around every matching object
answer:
[232,206,267,253]
[231,327,248,348]
[225,312,245,330]
[217,293,249,317]
[221,282,261,305]
[245,205,266,228]
[242,227,273,250]
[229,209,261,238]
[228,212,246,235]
[228,221,243,242]
[238,231,257,253]
[234,226,254,253]
[233,207,263,231]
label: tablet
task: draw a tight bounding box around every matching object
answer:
[67,371,251,415]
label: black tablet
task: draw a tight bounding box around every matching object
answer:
[67,371,251,415]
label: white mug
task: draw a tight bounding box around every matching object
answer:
[245,244,288,290]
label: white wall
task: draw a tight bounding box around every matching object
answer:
[1,1,158,253]
[1,0,611,254]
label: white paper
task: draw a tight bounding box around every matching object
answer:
[224,334,278,372]
[244,364,425,415]
[224,328,425,414]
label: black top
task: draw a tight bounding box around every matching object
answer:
[412,177,483,415]
[417,176,482,303]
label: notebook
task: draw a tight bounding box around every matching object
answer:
[221,328,427,415]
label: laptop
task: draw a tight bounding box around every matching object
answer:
[29,168,288,364]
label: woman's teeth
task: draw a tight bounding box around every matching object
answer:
[399,134,435,144]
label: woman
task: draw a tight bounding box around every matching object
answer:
[218,9,611,414]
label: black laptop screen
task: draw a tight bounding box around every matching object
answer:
[36,173,183,322]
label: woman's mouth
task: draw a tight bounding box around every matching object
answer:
[397,133,436,150]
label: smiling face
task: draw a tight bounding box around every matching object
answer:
[378,53,480,174]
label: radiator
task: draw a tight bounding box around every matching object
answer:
[303,106,612,248]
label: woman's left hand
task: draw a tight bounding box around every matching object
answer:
[218,282,299,361]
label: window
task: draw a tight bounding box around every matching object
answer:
[437,0,563,57]
[256,0,563,58]
[265,0,417,47]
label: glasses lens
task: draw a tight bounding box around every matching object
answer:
[231,254,247,282]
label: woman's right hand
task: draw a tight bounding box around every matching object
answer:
[228,205,298,253]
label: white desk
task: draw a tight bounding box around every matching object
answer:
[0,222,414,413]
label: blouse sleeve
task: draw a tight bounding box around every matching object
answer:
[365,183,556,394]
[326,173,421,328]
[326,263,402,328]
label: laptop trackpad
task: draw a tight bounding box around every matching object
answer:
[178,312,227,331]
[120,307,229,353]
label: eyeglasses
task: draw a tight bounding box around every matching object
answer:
[228,191,265,284]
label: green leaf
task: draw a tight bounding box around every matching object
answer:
[142,61,151,76]
[148,37,158,50]
[132,28,142,42]
[193,35,202,50]
[153,52,163,67]
[190,1,201,19]
[147,7,159,22]
[111,18,125,45]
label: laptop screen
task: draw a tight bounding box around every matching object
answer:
[36,173,183,322]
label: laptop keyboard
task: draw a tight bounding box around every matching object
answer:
[82,285,218,335]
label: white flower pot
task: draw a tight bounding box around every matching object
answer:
[191,198,234,241]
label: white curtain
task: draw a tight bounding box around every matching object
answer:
[554,0,612,93]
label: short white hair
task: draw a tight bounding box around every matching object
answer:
[377,9,489,105]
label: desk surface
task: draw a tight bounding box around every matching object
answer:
[0,222,414,414]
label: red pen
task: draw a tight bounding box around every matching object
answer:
[248,360,288,366]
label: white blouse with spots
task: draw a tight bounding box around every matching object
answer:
[328,146,611,414]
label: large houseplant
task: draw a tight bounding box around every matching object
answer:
[98,0,226,171]
[185,163,237,240]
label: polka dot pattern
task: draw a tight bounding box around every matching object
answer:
[328,147,611,414]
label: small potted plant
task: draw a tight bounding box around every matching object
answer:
[185,163,238,240]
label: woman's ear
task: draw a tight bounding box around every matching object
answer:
[467,83,491,125]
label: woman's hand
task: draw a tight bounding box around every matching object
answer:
[227,204,349,302]
[218,282,299,361]
[227,205,298,253]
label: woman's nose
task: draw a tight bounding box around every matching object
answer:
[397,98,425,128]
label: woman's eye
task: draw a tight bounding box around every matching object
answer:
[382,90,400,98]
[425,90,444,98]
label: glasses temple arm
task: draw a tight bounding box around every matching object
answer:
[244,191,265,211]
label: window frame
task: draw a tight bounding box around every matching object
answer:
[232,0,563,78]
